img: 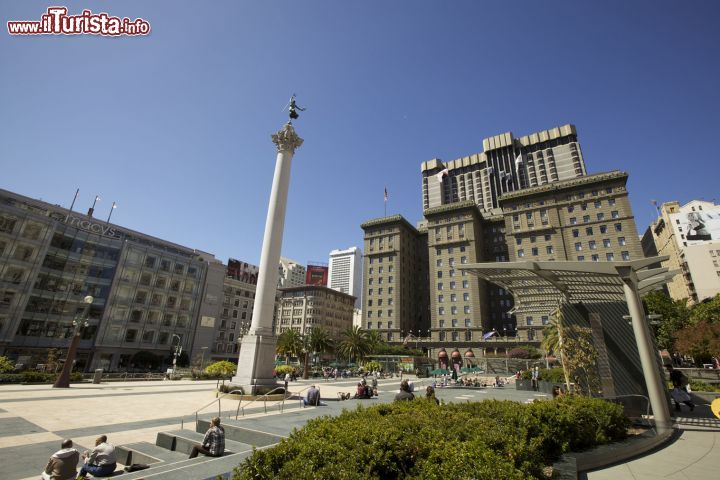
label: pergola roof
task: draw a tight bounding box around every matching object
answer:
[458,257,678,318]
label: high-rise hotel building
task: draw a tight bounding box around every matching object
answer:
[421,124,586,212]
[361,124,643,349]
[328,247,363,309]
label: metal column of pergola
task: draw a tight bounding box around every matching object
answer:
[459,256,678,430]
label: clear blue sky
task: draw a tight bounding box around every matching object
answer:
[2,1,719,266]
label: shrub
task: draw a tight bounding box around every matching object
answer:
[0,372,56,383]
[218,384,244,395]
[232,396,628,479]
[274,365,295,376]
[0,356,14,373]
[205,360,236,377]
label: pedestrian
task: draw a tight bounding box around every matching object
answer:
[666,365,695,412]
[78,435,117,479]
[394,380,415,401]
[42,438,79,480]
[189,417,225,458]
[531,366,539,391]
[284,372,290,392]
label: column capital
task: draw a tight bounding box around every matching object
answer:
[272,122,304,154]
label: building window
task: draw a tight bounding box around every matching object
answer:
[462,280,469,288]
[583,215,590,223]
[575,243,582,251]
[615,223,622,232]
[526,316,533,326]
[611,211,619,219]
[546,245,554,254]
[606,252,615,261]
[586,227,593,236]
[567,206,574,213]
[589,240,597,250]
[600,225,608,234]
[449,281,456,290]
[517,249,524,258]
[437,283,443,290]
[594,201,602,208]
[622,251,630,261]
[531,247,538,256]
[609,198,616,206]
[437,271,443,278]
[436,259,442,267]
[591,254,599,262]
[530,236,536,243]
[463,293,469,301]
[572,229,579,238]
[438,295,444,302]
[603,239,611,248]
[578,255,585,261]
[570,217,577,225]
[544,234,551,241]
[618,237,626,246]
[597,213,605,221]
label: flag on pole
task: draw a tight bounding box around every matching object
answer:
[384,187,388,203]
[435,168,449,183]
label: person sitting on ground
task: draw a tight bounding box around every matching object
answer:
[354,382,366,399]
[78,435,116,478]
[666,364,695,412]
[426,385,440,405]
[42,438,79,480]
[552,385,564,398]
[189,416,225,458]
[304,385,321,406]
[394,380,415,401]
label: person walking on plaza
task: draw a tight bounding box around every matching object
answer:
[284,372,290,393]
[42,438,79,480]
[189,416,225,458]
[394,380,415,401]
[78,435,117,478]
[531,366,539,391]
[303,385,322,406]
[667,364,695,412]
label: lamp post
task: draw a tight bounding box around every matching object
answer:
[171,334,182,375]
[53,295,93,388]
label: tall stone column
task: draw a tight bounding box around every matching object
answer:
[232,123,303,392]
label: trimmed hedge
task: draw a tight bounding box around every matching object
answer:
[0,372,84,384]
[232,396,629,479]
[522,367,566,383]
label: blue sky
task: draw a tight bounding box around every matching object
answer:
[2,1,719,267]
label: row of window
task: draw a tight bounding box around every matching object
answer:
[576,252,631,261]
[367,298,394,307]
[437,280,470,290]
[368,254,395,264]
[366,321,394,329]
[567,198,616,212]
[366,309,393,318]
[367,276,394,285]
[368,265,394,274]
[438,306,471,315]
[367,287,393,296]
[438,318,473,328]
[435,245,466,256]
[438,293,471,302]
[569,213,621,225]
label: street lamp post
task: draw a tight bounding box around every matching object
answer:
[171,334,182,375]
[53,295,93,388]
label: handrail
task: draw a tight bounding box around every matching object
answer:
[236,386,291,419]
[189,389,245,431]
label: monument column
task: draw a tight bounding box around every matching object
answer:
[232,122,303,392]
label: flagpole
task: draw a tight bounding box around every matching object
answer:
[106,202,117,223]
[69,188,79,212]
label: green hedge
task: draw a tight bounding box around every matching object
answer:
[0,372,84,384]
[232,396,629,479]
[521,367,566,383]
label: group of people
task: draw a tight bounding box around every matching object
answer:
[393,380,440,405]
[42,435,116,480]
[354,374,379,399]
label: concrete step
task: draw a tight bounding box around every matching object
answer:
[196,419,284,447]
[117,441,188,464]
[158,429,255,456]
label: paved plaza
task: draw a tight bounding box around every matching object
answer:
[0,377,718,479]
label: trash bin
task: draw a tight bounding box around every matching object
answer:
[93,369,103,384]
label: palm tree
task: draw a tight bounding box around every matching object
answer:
[302,327,334,379]
[337,326,370,363]
[276,329,303,365]
[542,307,572,392]
[366,329,384,354]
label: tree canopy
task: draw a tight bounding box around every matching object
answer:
[336,326,371,363]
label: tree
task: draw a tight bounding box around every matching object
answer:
[276,330,303,364]
[336,326,370,363]
[541,308,572,393]
[689,294,720,325]
[0,356,13,373]
[562,326,600,396]
[307,327,333,357]
[674,320,720,365]
[643,291,690,351]
[366,330,385,354]
[206,360,237,378]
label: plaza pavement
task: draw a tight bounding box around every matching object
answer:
[0,377,718,480]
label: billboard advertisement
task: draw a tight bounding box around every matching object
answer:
[672,206,720,244]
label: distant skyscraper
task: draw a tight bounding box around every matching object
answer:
[305,264,329,286]
[421,124,586,212]
[328,247,363,309]
[278,257,306,288]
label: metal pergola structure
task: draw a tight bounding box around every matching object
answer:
[459,256,678,429]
